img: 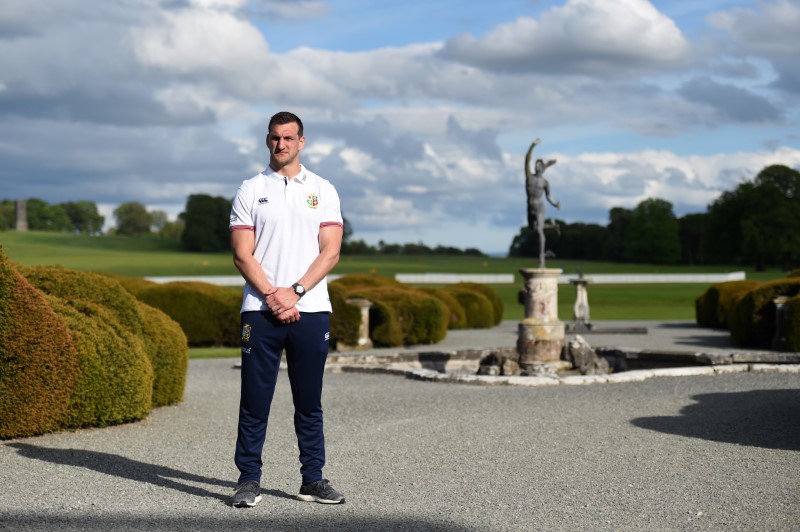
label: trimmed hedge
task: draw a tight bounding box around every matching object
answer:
[0,251,81,439]
[728,278,800,348]
[786,294,800,351]
[420,287,468,329]
[351,286,448,345]
[442,286,495,329]
[695,280,760,329]
[19,265,146,337]
[331,273,401,289]
[45,296,153,428]
[135,300,188,407]
[134,281,241,346]
[453,282,504,326]
[328,282,362,348]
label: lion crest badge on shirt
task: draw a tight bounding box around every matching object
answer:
[306,193,319,209]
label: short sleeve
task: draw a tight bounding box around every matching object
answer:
[321,180,343,226]
[230,182,254,230]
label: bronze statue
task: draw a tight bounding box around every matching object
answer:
[524,139,560,268]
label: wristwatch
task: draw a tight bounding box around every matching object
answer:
[292,283,306,298]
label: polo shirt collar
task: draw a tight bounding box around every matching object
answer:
[263,164,309,184]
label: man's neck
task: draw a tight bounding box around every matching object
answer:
[270,162,302,179]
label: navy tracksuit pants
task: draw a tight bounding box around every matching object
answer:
[235,310,330,485]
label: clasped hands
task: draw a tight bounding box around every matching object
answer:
[264,286,300,324]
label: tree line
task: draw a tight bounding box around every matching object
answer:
[0,195,485,257]
[4,164,797,267]
[509,164,800,270]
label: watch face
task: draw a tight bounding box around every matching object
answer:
[294,284,305,295]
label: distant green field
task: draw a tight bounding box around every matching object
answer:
[0,230,787,325]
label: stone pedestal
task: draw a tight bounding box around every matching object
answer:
[570,278,591,331]
[336,298,373,351]
[517,268,565,368]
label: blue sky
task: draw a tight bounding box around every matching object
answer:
[1,0,799,255]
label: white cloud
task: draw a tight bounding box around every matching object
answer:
[440,0,691,75]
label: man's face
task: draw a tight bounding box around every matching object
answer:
[267,122,304,169]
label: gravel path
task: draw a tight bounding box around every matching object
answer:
[1,354,798,531]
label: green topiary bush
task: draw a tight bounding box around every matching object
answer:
[134,281,241,346]
[452,282,504,325]
[728,278,800,348]
[331,273,400,289]
[331,275,406,347]
[45,296,153,428]
[19,265,146,337]
[135,300,188,407]
[0,251,81,439]
[20,265,186,421]
[364,297,404,347]
[785,294,800,351]
[328,282,362,348]
[442,286,495,329]
[420,287,468,329]
[351,286,448,345]
[695,280,760,329]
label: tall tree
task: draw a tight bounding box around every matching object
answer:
[605,207,632,261]
[624,198,680,264]
[706,164,800,269]
[181,194,232,252]
[26,198,73,232]
[61,201,104,235]
[114,202,152,236]
[678,212,707,265]
[743,165,800,269]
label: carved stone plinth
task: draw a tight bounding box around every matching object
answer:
[336,298,373,351]
[517,268,564,367]
[570,278,591,331]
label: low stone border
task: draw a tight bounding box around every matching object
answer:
[327,363,800,386]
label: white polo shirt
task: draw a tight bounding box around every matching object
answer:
[229,165,343,314]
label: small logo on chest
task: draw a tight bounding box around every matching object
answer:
[306,194,319,209]
[258,197,269,204]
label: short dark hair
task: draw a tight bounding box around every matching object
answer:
[268,111,303,137]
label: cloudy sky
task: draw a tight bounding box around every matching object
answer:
[1,0,799,255]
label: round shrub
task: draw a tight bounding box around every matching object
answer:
[331,273,400,290]
[442,287,495,329]
[0,251,80,439]
[421,287,468,329]
[343,288,403,347]
[135,300,188,407]
[785,294,800,351]
[728,278,800,348]
[328,282,362,348]
[453,282,504,325]
[19,265,146,337]
[135,281,241,346]
[352,287,448,345]
[102,273,159,295]
[695,280,760,329]
[45,296,153,428]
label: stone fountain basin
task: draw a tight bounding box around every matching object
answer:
[325,347,800,386]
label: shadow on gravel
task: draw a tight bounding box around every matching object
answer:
[632,389,800,451]
[6,444,232,504]
[0,514,477,531]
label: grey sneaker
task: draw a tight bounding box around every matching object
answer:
[297,479,345,504]
[231,480,262,507]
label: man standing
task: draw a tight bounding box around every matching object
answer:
[229,111,345,507]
